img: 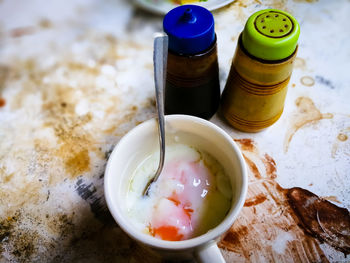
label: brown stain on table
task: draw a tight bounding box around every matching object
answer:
[220,138,349,262]
[284,97,333,153]
[42,97,95,180]
[293,0,318,2]
[0,65,9,107]
[0,212,43,261]
[0,206,157,263]
[0,215,17,254]
[221,226,249,255]
[38,18,52,29]
[46,213,76,241]
[0,31,160,262]
[300,76,315,87]
[338,133,348,142]
[262,153,277,179]
[294,57,306,70]
[321,195,342,204]
[244,194,267,207]
[0,165,45,211]
[243,155,261,179]
[0,210,93,262]
[0,97,5,107]
[60,148,90,178]
[234,138,256,152]
[48,113,94,179]
[10,27,35,38]
[235,140,262,179]
[5,56,119,181]
[288,188,350,254]
[331,127,350,158]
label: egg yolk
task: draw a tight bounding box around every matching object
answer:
[148,159,213,241]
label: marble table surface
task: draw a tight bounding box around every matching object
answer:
[0,0,349,262]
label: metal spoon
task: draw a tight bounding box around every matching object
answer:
[142,33,168,196]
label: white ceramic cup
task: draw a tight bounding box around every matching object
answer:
[104,115,248,262]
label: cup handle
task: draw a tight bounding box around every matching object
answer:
[194,241,226,263]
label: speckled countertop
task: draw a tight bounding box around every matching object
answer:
[0,0,349,262]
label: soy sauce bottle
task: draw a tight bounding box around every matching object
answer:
[163,5,220,120]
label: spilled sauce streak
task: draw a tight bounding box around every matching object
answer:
[243,154,261,179]
[244,194,267,207]
[284,97,333,153]
[262,154,277,179]
[321,195,342,204]
[287,187,350,254]
[234,138,256,152]
[220,138,349,262]
[221,226,249,255]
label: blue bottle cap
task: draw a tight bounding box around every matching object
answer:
[163,5,215,55]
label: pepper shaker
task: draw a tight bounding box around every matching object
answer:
[221,9,300,132]
[163,5,220,120]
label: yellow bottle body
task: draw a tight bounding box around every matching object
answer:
[221,36,297,132]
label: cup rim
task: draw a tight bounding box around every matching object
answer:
[104,114,248,250]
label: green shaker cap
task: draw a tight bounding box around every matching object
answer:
[242,9,300,61]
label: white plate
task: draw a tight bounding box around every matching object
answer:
[134,0,235,15]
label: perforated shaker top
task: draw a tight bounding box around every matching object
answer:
[242,9,300,61]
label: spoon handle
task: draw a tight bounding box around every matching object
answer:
[154,33,167,177]
[152,33,168,186]
[142,34,168,197]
